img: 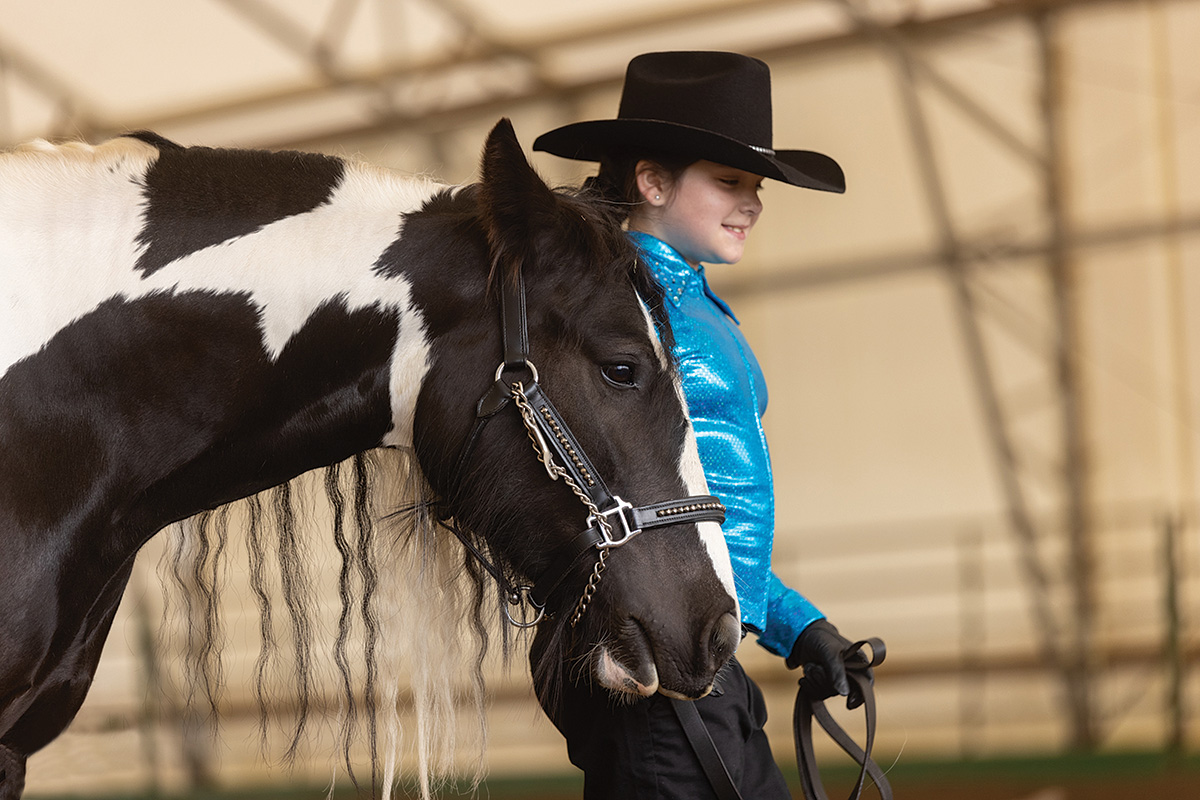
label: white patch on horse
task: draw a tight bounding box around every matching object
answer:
[679,426,738,616]
[637,298,739,617]
[598,649,657,697]
[383,296,432,449]
[0,140,438,448]
[1,137,157,374]
[637,296,670,371]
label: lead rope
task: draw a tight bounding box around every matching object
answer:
[794,638,892,800]
[510,380,613,627]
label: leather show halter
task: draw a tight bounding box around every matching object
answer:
[443,264,727,628]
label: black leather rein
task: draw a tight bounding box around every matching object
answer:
[443,265,727,628]
[795,638,892,800]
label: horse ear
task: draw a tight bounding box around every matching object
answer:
[478,118,557,280]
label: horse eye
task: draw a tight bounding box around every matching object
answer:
[601,363,638,388]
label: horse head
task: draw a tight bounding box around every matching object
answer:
[405,120,741,700]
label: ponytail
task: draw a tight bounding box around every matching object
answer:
[584,149,697,221]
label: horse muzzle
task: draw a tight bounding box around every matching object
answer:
[594,609,741,700]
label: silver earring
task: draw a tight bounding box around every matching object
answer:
[654,194,661,201]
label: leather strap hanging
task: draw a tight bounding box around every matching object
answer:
[668,636,891,800]
[670,697,744,800]
[794,638,892,800]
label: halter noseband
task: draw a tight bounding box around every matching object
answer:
[445,265,726,628]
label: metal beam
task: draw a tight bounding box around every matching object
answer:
[0,54,10,141]
[88,0,786,141]
[314,0,365,61]
[60,0,1127,149]
[711,210,1200,298]
[56,636,1200,734]
[214,0,345,81]
[834,0,1101,752]
[0,33,102,137]
[273,0,1130,150]
[1035,6,1098,750]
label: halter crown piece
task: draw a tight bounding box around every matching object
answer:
[445,264,727,628]
[533,51,846,193]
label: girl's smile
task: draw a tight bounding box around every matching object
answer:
[633,160,764,267]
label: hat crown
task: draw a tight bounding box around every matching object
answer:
[531,50,845,193]
[616,52,773,152]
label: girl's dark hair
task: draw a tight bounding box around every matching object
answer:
[589,147,698,219]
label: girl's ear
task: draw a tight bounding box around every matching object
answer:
[634,160,670,207]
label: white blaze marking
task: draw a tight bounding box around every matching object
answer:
[638,300,739,616]
[679,422,739,613]
[0,138,439,448]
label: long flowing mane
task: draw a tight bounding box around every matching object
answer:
[160,449,480,795]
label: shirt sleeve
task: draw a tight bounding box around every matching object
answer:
[759,572,825,657]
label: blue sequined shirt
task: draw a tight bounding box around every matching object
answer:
[632,232,824,657]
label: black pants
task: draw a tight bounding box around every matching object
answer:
[539,657,791,799]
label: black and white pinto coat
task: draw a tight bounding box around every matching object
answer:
[0,121,740,796]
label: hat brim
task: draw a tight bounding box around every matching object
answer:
[533,118,844,194]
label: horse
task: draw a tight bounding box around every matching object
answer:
[0,119,742,798]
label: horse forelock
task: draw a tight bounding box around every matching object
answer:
[556,187,677,356]
[478,184,676,356]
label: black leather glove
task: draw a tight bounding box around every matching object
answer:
[787,619,871,709]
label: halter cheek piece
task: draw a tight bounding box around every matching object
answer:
[443,265,726,628]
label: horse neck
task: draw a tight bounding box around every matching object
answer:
[2,145,448,551]
[120,167,452,527]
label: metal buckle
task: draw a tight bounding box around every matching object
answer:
[504,585,546,629]
[588,496,641,549]
[494,359,539,384]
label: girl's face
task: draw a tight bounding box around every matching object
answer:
[634,160,764,267]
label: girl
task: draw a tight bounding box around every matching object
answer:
[532,51,869,799]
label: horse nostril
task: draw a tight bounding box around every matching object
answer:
[710,612,740,666]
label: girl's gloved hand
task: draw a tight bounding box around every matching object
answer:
[787,619,871,709]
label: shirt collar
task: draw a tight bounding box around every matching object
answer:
[629,231,740,324]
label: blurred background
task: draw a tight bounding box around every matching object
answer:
[2,0,1197,797]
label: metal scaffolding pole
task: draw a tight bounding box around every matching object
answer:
[835,0,1097,749]
[1035,7,1098,750]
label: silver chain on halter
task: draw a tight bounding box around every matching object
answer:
[511,380,612,627]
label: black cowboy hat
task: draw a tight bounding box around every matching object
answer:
[533,51,845,193]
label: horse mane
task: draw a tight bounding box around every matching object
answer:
[156,182,673,799]
[569,184,675,356]
[161,449,512,799]
[484,180,675,354]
